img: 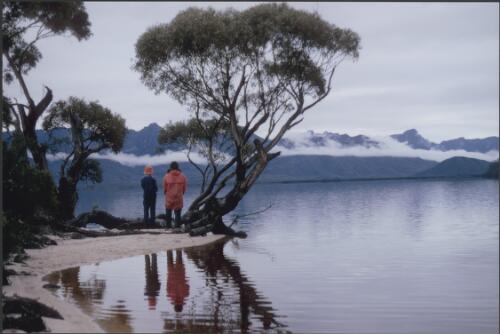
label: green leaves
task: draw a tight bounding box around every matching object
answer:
[134,3,360,112]
[80,159,103,184]
[159,118,228,145]
[2,1,91,76]
[43,97,127,154]
[2,1,92,44]
[10,41,42,74]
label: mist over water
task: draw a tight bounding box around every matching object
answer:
[62,179,499,333]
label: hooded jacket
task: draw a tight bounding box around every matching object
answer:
[163,170,187,210]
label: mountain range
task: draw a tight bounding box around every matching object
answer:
[390,129,498,153]
[120,125,499,155]
[4,123,495,156]
[3,123,499,156]
[3,123,498,186]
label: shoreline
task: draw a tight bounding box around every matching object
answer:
[3,231,226,333]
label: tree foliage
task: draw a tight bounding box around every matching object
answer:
[43,97,127,219]
[43,97,127,154]
[135,3,360,233]
[2,1,92,171]
[2,1,91,76]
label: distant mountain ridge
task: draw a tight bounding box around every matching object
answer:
[3,124,497,156]
[414,157,491,178]
[278,128,497,154]
[278,130,380,149]
[390,129,498,153]
[4,123,496,189]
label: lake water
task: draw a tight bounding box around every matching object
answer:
[48,179,498,333]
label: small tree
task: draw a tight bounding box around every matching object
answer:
[43,97,127,219]
[2,1,91,170]
[135,3,360,235]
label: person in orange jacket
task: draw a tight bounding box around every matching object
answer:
[163,161,187,229]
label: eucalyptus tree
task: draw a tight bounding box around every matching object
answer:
[43,97,127,219]
[2,1,91,170]
[135,3,360,235]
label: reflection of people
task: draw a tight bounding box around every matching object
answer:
[166,250,190,312]
[163,162,187,228]
[141,165,158,225]
[144,253,161,310]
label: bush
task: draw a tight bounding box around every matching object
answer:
[2,135,58,220]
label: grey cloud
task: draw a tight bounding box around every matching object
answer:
[3,2,498,142]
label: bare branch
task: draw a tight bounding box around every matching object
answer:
[228,202,273,228]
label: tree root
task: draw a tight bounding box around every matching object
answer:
[189,217,247,238]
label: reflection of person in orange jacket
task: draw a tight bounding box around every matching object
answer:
[163,161,187,229]
[144,253,160,310]
[166,250,190,312]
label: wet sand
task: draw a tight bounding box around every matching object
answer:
[3,231,225,333]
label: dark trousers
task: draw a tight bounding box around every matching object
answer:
[143,198,156,225]
[165,208,182,228]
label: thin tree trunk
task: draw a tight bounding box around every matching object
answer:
[57,177,78,220]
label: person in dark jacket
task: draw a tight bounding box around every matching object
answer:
[141,165,158,225]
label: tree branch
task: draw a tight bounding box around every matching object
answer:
[4,52,35,108]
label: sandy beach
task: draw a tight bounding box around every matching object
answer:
[3,231,226,333]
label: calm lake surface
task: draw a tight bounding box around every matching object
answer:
[49,179,498,333]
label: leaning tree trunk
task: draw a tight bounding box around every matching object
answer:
[184,144,275,238]
[23,127,48,171]
[5,51,53,172]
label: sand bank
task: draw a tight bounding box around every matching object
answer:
[3,231,226,333]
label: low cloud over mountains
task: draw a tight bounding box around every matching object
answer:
[14,123,499,166]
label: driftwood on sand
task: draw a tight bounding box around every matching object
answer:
[64,210,247,238]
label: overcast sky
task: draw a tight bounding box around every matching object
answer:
[4,2,499,142]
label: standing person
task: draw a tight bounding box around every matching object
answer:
[163,161,187,229]
[141,165,158,226]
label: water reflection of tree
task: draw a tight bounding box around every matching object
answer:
[145,253,161,310]
[163,239,287,333]
[45,267,106,315]
[47,266,133,333]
